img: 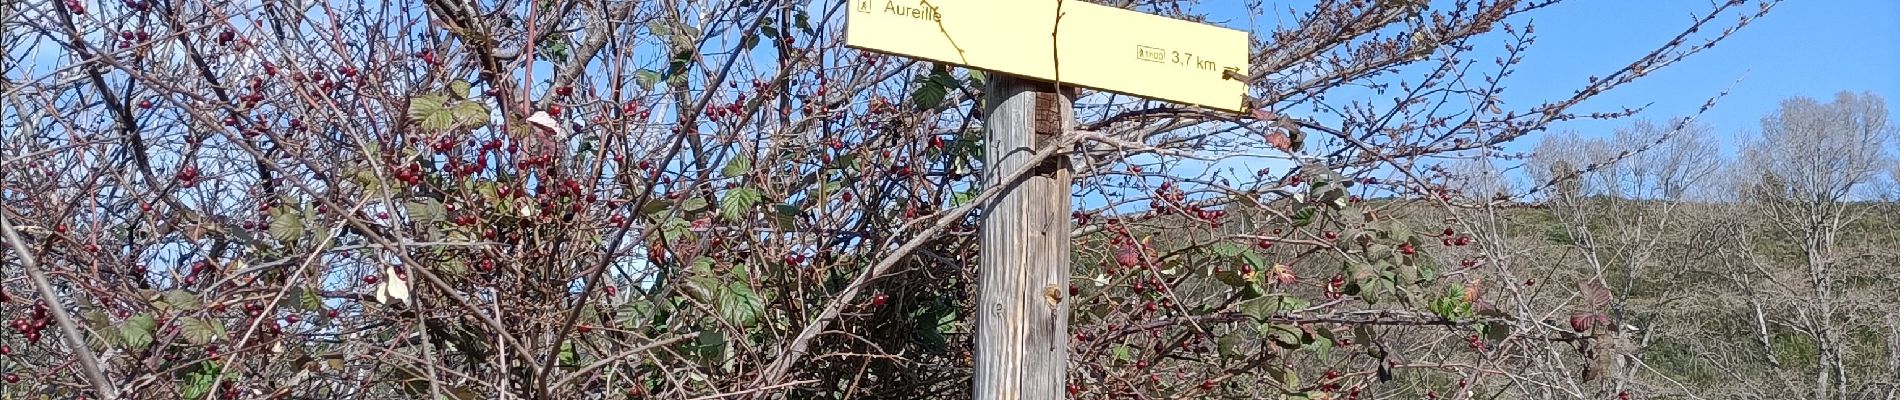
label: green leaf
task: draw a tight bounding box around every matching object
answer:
[1279,295,1310,311]
[1239,250,1268,270]
[693,329,727,361]
[1210,242,1245,258]
[407,198,447,224]
[634,69,663,90]
[1265,363,1300,391]
[269,204,304,242]
[451,101,490,128]
[1214,267,1249,288]
[1289,207,1317,227]
[558,341,578,365]
[721,187,762,221]
[409,94,447,120]
[911,80,947,110]
[716,274,763,328]
[910,65,958,110]
[1112,344,1134,362]
[181,362,221,400]
[1480,321,1512,342]
[680,197,709,214]
[740,33,760,50]
[1217,333,1243,357]
[645,20,672,37]
[1237,296,1281,321]
[1308,331,1334,360]
[794,10,813,33]
[409,94,454,131]
[448,80,472,99]
[538,37,569,61]
[950,189,979,207]
[722,154,752,178]
[162,290,204,311]
[180,317,227,345]
[1263,323,1304,350]
[281,287,323,311]
[769,204,800,228]
[121,314,156,350]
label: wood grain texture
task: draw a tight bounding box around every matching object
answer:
[974,75,1073,400]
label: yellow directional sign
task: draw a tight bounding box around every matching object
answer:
[845,0,1252,113]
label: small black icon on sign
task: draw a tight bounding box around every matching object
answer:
[857,0,872,13]
[1136,46,1167,63]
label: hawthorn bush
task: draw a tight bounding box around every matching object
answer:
[0,0,1777,399]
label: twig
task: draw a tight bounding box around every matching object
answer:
[687,380,820,400]
[0,214,119,399]
[746,130,1090,394]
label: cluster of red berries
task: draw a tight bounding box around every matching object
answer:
[1440,228,1473,246]
[1147,182,1190,215]
[180,260,215,286]
[1324,274,1346,300]
[8,301,54,344]
[706,95,747,121]
[621,101,652,121]
[175,165,202,188]
[389,163,425,186]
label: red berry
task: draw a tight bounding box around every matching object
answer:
[577,324,592,333]
[364,275,379,284]
[546,104,563,116]
[2,373,15,383]
[555,86,573,96]
[871,293,889,307]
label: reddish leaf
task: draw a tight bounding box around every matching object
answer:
[1578,280,1611,308]
[1266,130,1292,152]
[1114,242,1143,268]
[1568,313,1593,332]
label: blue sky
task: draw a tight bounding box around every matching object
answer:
[1222,0,1900,155]
[1487,0,1900,153]
[1128,0,1900,200]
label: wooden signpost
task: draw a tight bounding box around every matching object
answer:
[846,0,1251,112]
[845,1,1249,398]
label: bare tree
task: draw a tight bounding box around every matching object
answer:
[1722,90,1898,400]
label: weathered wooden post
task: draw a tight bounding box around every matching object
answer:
[974,75,1074,400]
[842,2,1248,398]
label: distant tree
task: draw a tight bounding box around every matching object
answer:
[1720,91,1898,400]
